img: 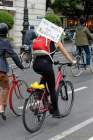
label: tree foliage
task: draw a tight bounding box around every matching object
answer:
[45,13,62,26]
[0,10,14,29]
[52,0,83,17]
[82,0,93,20]
[47,0,93,19]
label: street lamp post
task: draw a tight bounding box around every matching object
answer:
[22,0,29,45]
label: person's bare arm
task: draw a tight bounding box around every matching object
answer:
[56,41,76,63]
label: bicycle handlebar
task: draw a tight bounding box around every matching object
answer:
[54,61,73,66]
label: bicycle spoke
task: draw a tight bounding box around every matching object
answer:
[20,52,31,68]
[10,80,28,116]
[58,81,74,117]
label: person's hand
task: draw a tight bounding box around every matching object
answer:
[72,60,77,64]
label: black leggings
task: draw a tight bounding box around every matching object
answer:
[33,56,58,111]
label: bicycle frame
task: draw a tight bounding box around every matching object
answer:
[79,48,86,66]
[27,63,64,95]
[8,70,22,111]
[26,65,63,114]
[55,65,63,91]
[25,62,71,118]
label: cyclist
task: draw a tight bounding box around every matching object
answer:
[74,17,93,69]
[0,23,24,120]
[24,25,37,46]
[32,36,76,118]
[23,25,37,61]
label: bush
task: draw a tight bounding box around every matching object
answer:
[45,13,62,26]
[0,10,14,29]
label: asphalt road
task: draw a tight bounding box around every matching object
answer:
[1,44,93,140]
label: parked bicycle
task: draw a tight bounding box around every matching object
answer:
[8,65,28,116]
[71,46,93,76]
[22,61,74,133]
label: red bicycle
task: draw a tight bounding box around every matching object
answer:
[8,66,28,116]
[22,61,74,133]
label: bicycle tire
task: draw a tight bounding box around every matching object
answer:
[71,55,83,77]
[22,91,46,133]
[20,52,32,68]
[9,80,28,116]
[90,54,93,73]
[58,80,74,117]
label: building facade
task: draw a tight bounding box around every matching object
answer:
[0,0,46,47]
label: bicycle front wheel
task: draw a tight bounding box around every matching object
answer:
[58,80,74,117]
[9,80,28,116]
[90,54,93,73]
[71,55,82,77]
[22,91,46,133]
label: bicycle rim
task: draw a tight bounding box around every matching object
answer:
[58,80,74,117]
[9,80,28,116]
[71,55,82,77]
[20,52,31,68]
[22,91,46,133]
[90,55,93,73]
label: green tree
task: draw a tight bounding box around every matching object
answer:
[52,0,83,17]
[45,13,62,26]
[82,0,93,20]
[0,10,14,29]
[46,0,93,20]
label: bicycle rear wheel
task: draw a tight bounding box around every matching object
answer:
[20,52,32,68]
[9,80,28,116]
[22,91,46,133]
[58,80,74,117]
[71,55,82,77]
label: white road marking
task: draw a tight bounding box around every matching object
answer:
[88,137,93,140]
[48,117,93,140]
[68,86,88,94]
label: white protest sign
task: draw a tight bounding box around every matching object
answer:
[36,18,64,43]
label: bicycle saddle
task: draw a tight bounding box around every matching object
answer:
[30,82,45,90]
